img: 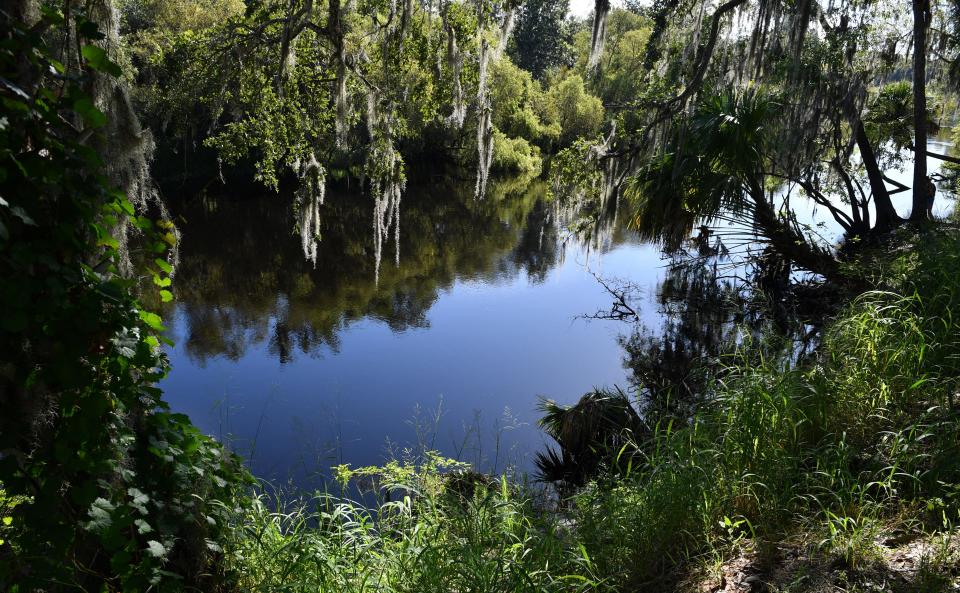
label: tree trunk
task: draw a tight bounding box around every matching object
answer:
[911,0,933,221]
[749,182,840,281]
[854,120,901,231]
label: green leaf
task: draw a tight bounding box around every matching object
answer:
[145,540,166,559]
[134,519,153,534]
[81,45,122,77]
[159,290,173,303]
[116,197,135,216]
[154,258,173,274]
[139,310,165,332]
[73,96,107,128]
[84,497,115,532]
[39,5,66,24]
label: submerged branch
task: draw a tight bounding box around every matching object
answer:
[581,271,643,322]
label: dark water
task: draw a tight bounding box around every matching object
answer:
[160,178,664,487]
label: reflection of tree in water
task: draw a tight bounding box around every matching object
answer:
[168,176,570,364]
[618,230,823,425]
[620,243,747,423]
[510,198,559,283]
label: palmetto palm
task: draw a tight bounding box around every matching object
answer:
[626,89,773,247]
[625,89,837,278]
[535,387,648,488]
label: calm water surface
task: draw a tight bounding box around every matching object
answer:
[161,178,664,486]
[161,140,954,487]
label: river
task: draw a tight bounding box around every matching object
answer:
[160,136,954,489]
[160,177,664,487]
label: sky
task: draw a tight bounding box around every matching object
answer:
[568,0,597,17]
[569,0,638,19]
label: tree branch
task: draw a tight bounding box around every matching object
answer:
[882,173,909,195]
[796,179,853,231]
[911,146,960,166]
[663,0,750,110]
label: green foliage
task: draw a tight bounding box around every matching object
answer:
[864,81,942,169]
[119,0,246,35]
[570,9,651,107]
[865,82,916,152]
[491,129,543,175]
[595,28,649,106]
[489,56,560,147]
[221,454,604,593]
[544,74,604,147]
[134,0,497,189]
[0,8,249,591]
[507,0,573,79]
[551,137,604,195]
[535,388,645,488]
[625,89,775,248]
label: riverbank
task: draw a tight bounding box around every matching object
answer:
[203,221,960,592]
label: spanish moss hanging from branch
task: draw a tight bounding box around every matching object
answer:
[87,0,179,275]
[294,152,326,266]
[587,0,611,72]
[444,15,467,128]
[366,91,405,284]
[474,38,494,199]
[494,6,515,59]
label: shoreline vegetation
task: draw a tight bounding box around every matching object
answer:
[3,0,960,590]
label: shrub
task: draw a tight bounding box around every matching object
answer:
[491,129,543,175]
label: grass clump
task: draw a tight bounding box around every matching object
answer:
[219,454,605,593]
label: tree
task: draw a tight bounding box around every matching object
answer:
[911,0,934,221]
[508,0,572,79]
[546,74,605,147]
[148,0,517,272]
[568,0,959,281]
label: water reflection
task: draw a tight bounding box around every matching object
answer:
[161,176,659,485]
[169,179,577,364]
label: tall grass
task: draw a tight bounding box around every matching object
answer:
[567,227,960,587]
[218,455,605,592]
